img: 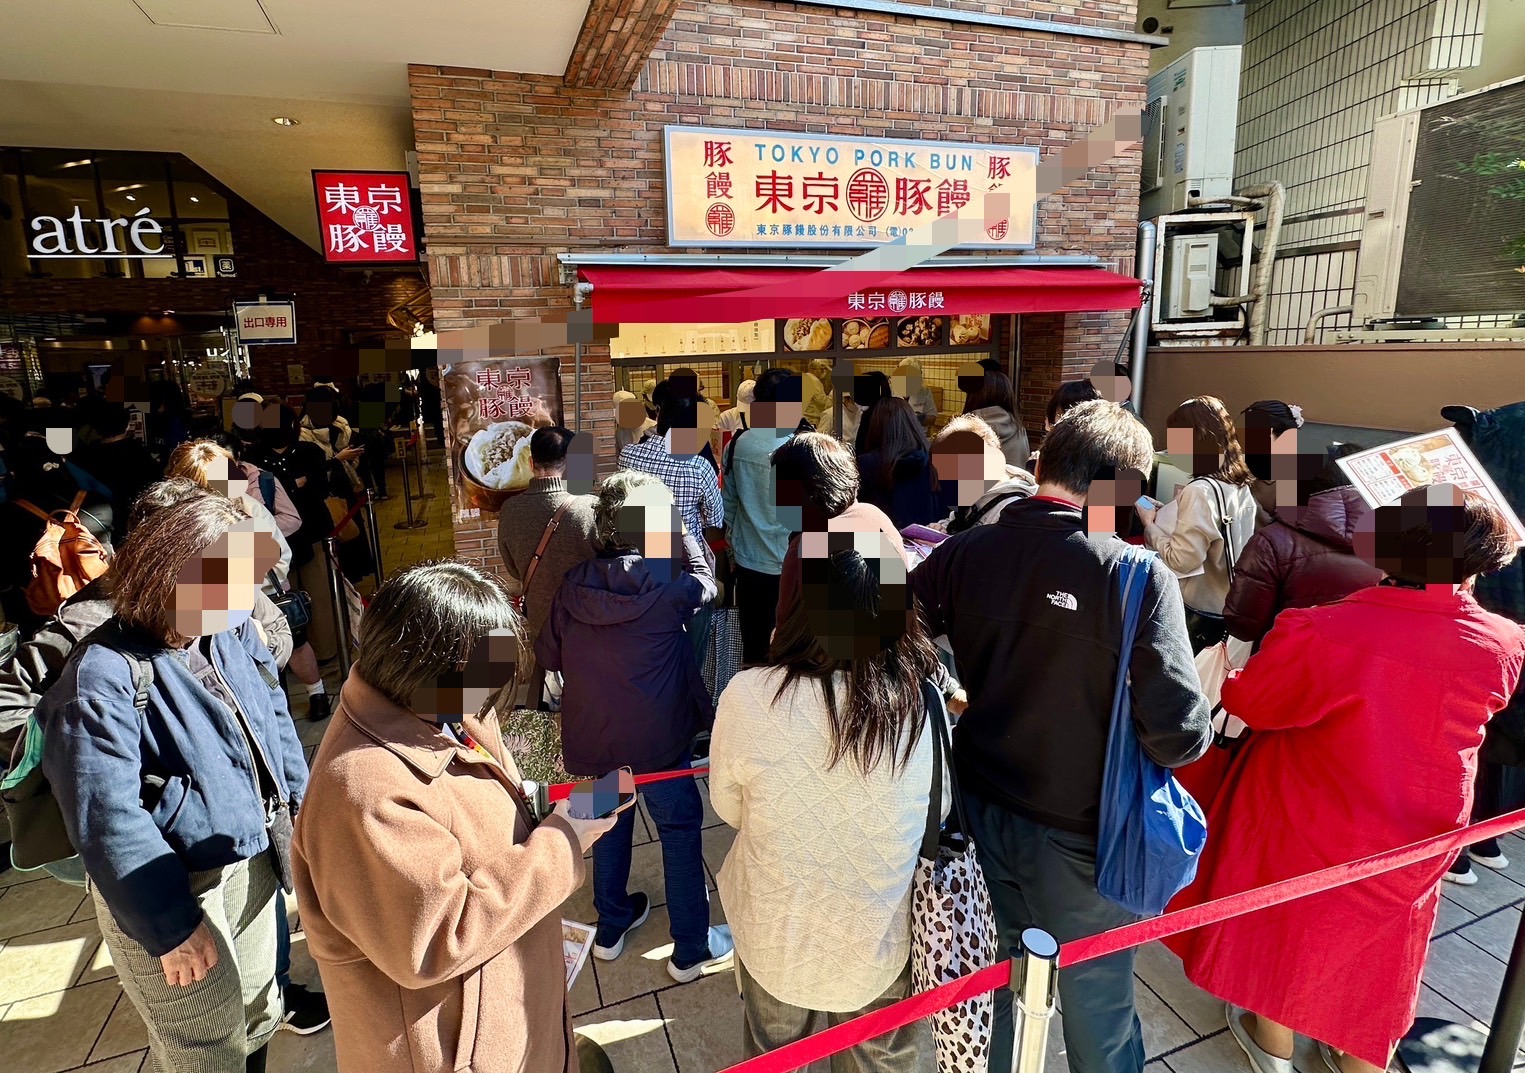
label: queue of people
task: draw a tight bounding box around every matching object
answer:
[4,359,1524,1073]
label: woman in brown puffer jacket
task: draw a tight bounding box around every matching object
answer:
[1223,455,1385,645]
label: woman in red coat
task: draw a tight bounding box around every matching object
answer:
[1169,486,1525,1073]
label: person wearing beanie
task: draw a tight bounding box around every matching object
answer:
[1242,400,1305,527]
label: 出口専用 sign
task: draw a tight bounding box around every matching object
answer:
[27,206,171,259]
[663,126,1039,249]
[234,300,297,345]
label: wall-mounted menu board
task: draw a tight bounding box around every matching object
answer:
[609,320,775,359]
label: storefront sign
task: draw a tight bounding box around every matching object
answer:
[312,170,419,264]
[234,300,297,345]
[441,356,565,520]
[609,320,774,359]
[187,367,229,399]
[27,206,171,259]
[663,125,1039,249]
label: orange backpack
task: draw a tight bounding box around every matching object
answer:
[16,492,111,618]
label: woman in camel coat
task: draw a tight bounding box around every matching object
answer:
[293,561,615,1073]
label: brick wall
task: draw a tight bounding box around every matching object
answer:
[412,0,1148,564]
[0,195,427,399]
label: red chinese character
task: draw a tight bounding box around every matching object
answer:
[706,203,735,237]
[756,171,794,213]
[801,174,839,215]
[936,179,971,216]
[704,140,733,168]
[894,178,934,216]
[479,397,511,422]
[476,369,502,389]
[504,396,535,419]
[846,169,889,222]
[706,172,733,199]
[988,156,1012,180]
[504,369,533,393]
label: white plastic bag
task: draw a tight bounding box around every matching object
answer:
[1196,637,1253,739]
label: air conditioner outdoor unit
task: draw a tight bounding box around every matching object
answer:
[1351,75,1525,332]
[1140,46,1242,222]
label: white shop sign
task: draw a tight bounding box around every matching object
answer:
[234,300,298,345]
[28,206,171,259]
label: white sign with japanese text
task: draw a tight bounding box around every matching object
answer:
[234,301,297,345]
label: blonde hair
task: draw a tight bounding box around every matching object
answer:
[164,440,235,491]
[935,414,1001,455]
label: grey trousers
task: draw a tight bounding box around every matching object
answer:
[737,957,930,1073]
[92,855,282,1073]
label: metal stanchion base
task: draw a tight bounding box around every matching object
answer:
[394,518,429,530]
[1397,1018,1488,1073]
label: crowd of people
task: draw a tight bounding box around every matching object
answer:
[1,358,1522,1073]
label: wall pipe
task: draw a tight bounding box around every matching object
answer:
[573,282,594,434]
[1131,220,1157,414]
[1303,305,1354,344]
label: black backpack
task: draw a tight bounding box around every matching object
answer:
[1,620,153,870]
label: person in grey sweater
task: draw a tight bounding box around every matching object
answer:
[496,427,599,708]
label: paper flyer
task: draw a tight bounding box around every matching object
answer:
[1336,428,1525,546]
[563,920,596,989]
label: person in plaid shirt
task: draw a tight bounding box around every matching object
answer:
[619,392,724,661]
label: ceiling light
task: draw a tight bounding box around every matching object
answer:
[124,194,137,201]
[188,196,200,203]
[113,184,145,192]
[272,116,299,127]
[59,159,92,169]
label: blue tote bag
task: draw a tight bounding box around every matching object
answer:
[1096,546,1209,917]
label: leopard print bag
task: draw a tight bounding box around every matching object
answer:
[911,682,998,1073]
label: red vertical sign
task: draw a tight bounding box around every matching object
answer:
[312,170,419,264]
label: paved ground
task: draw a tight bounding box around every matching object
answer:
[3,451,1522,1073]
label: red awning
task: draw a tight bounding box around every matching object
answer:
[578,264,1141,324]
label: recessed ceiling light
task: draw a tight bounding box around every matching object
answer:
[113,184,146,192]
[188,195,200,203]
[59,158,92,169]
[272,116,299,127]
[124,194,137,201]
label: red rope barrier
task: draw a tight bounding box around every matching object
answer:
[709,806,1525,1073]
[545,765,711,803]
[329,492,370,540]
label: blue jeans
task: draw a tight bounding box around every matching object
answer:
[592,773,711,966]
[275,889,292,990]
[962,792,1144,1073]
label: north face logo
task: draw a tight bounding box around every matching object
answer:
[1047,591,1078,611]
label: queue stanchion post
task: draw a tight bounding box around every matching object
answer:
[363,491,385,584]
[323,536,353,681]
[394,433,427,530]
[1013,929,1059,1073]
[413,425,435,500]
[1399,906,1525,1073]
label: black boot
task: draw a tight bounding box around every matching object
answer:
[246,1044,269,1073]
[306,693,331,722]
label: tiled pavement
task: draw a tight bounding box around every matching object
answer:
[4,449,1524,1072]
[5,735,1525,1073]
[366,444,460,583]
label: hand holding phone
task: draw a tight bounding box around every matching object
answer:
[567,767,638,821]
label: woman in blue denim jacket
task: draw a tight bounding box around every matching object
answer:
[40,484,306,1073]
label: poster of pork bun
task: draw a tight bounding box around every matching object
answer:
[442,356,564,520]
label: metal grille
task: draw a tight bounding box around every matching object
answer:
[1142,96,1167,194]
[1396,77,1525,317]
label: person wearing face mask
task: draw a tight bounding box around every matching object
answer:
[293,561,616,1073]
[537,471,734,983]
[38,483,306,1073]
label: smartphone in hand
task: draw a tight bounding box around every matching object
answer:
[1136,495,1161,512]
[567,767,638,820]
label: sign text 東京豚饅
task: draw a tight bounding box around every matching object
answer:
[663,125,1039,250]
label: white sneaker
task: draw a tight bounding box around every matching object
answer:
[1470,849,1510,870]
[1444,865,1480,886]
[1226,1004,1293,1073]
[667,925,735,983]
[593,894,651,962]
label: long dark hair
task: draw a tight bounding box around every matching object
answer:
[861,396,930,485]
[769,544,940,775]
[963,369,1017,419]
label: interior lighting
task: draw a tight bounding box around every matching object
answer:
[272,116,299,126]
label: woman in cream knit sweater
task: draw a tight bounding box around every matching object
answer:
[710,531,949,1073]
[1139,396,1260,652]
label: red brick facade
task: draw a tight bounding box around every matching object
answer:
[411,0,1147,564]
[0,195,427,399]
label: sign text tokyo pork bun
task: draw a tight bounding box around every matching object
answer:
[441,355,565,519]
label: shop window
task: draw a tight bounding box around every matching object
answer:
[0,146,235,281]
